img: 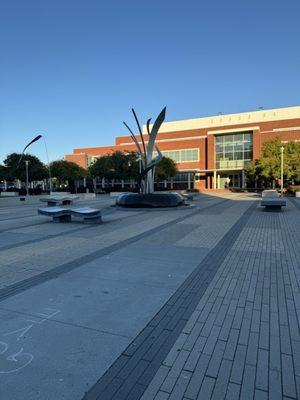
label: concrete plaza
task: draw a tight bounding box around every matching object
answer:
[0,193,299,400]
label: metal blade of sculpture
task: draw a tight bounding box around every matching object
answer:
[123,107,166,194]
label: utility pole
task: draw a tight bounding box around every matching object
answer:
[43,137,52,193]
[280,146,284,197]
[25,160,29,196]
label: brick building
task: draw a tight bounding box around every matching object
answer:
[65,105,300,190]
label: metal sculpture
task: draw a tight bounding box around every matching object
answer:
[123,107,166,193]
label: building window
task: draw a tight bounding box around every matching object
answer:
[215,132,253,169]
[158,149,199,163]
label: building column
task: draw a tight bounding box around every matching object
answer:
[217,174,221,189]
[213,170,217,189]
[242,170,245,189]
[187,173,191,190]
[101,177,105,188]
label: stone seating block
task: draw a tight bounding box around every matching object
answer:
[261,198,286,208]
[38,207,101,223]
[261,190,279,198]
[40,195,79,207]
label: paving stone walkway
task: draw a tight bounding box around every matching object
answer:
[138,199,300,400]
[0,194,299,400]
[83,201,256,400]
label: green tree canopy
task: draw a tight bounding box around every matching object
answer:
[50,160,87,182]
[285,141,300,182]
[246,137,300,183]
[89,151,139,180]
[89,151,178,182]
[3,153,48,181]
[0,165,9,181]
[155,157,178,180]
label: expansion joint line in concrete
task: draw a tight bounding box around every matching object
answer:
[0,206,139,251]
[0,198,230,303]
[289,197,300,210]
[82,201,257,400]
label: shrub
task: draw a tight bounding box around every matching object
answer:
[286,185,300,194]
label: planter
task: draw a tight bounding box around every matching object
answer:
[116,193,185,208]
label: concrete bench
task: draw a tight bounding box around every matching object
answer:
[176,190,196,201]
[261,190,286,208]
[261,190,279,198]
[39,195,79,207]
[38,207,101,223]
[182,193,195,201]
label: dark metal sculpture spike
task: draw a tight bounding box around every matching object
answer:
[123,121,143,158]
[146,119,151,136]
[146,107,166,159]
[131,108,147,157]
[125,107,166,194]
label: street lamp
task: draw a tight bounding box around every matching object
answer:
[17,135,43,197]
[17,135,43,168]
[280,146,284,197]
[17,134,53,193]
[43,137,53,193]
[25,160,29,196]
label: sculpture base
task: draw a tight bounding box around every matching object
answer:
[116,193,185,208]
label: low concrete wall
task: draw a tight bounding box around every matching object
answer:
[110,192,126,198]
[50,191,70,196]
[0,192,18,197]
[77,193,96,200]
[0,196,42,206]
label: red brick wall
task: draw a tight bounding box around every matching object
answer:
[207,135,215,170]
[115,128,204,145]
[65,153,87,169]
[66,117,300,172]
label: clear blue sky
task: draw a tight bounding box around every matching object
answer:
[0,0,299,164]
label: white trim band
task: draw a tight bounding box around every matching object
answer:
[207,126,260,135]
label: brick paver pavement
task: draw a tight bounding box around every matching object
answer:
[1,194,299,400]
[140,199,300,400]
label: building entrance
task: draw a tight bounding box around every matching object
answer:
[220,173,242,189]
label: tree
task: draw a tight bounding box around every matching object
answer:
[3,153,48,181]
[50,160,87,182]
[89,151,139,180]
[257,137,290,180]
[0,165,9,181]
[285,141,300,183]
[89,151,178,183]
[246,137,300,186]
[154,157,178,180]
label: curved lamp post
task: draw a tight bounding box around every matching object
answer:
[42,137,52,193]
[17,135,42,196]
[17,134,53,194]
